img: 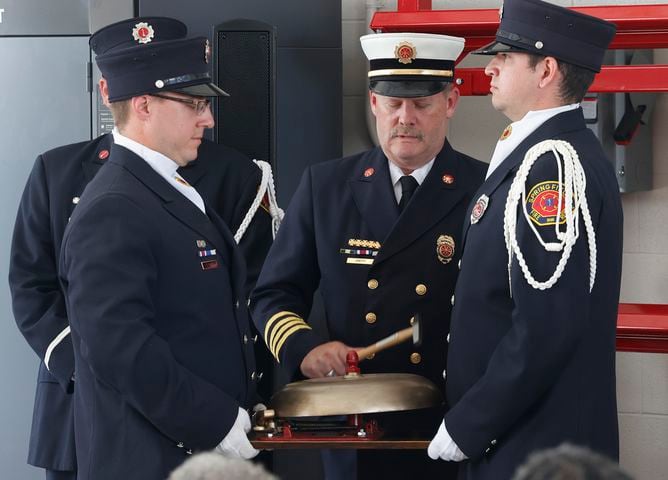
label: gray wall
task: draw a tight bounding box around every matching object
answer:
[0,2,91,479]
[0,37,91,480]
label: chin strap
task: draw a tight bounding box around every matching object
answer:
[234,160,284,243]
[503,139,597,295]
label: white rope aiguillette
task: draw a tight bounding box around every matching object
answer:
[234,160,284,243]
[503,140,597,294]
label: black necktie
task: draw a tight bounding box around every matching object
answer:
[398,175,419,213]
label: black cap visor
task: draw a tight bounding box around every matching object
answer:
[175,82,230,97]
[471,40,529,56]
[369,79,449,98]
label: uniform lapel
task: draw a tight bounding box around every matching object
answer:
[112,146,232,267]
[348,148,399,243]
[373,141,465,266]
[460,108,586,244]
[81,134,113,183]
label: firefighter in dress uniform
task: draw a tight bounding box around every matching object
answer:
[427,1,623,479]
[9,17,279,480]
[251,32,486,479]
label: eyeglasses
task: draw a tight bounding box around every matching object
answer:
[149,93,211,115]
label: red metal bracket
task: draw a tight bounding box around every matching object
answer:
[617,304,668,354]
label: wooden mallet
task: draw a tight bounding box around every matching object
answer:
[355,314,422,361]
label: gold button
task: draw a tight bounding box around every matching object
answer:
[410,352,421,364]
[415,284,427,296]
[365,312,377,324]
[367,279,378,290]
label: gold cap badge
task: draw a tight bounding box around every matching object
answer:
[395,41,417,65]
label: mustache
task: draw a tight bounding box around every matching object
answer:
[390,127,424,140]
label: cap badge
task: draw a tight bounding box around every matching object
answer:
[442,173,455,185]
[395,41,417,65]
[363,167,375,178]
[132,22,155,44]
[204,39,211,64]
[470,194,489,224]
[500,125,513,141]
[436,235,455,264]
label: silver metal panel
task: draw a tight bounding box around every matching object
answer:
[0,0,88,35]
[0,36,91,480]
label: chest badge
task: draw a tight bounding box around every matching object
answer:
[436,235,455,264]
[470,194,489,224]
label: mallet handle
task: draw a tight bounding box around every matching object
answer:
[356,327,413,360]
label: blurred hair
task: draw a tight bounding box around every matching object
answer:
[512,443,633,480]
[168,452,278,480]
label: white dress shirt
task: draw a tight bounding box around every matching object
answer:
[486,103,580,179]
[112,128,206,214]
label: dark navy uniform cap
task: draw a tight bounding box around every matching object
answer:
[360,32,465,98]
[473,0,616,73]
[91,17,229,102]
[89,17,188,55]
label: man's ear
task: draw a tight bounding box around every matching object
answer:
[369,90,378,116]
[539,56,560,90]
[98,78,111,107]
[131,95,152,120]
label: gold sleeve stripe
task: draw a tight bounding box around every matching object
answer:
[264,310,300,340]
[269,317,306,355]
[273,324,312,362]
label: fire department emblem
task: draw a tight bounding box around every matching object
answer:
[436,235,455,264]
[132,22,155,44]
[470,194,489,224]
[204,39,211,63]
[526,181,567,226]
[395,42,417,65]
[500,124,512,141]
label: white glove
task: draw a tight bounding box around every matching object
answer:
[427,420,468,462]
[215,407,259,459]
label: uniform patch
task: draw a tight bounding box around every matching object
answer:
[436,235,455,264]
[526,181,567,226]
[470,194,489,224]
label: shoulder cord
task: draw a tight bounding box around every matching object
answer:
[233,160,284,243]
[503,139,597,295]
